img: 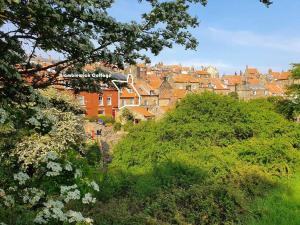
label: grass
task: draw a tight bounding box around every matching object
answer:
[245,172,300,225]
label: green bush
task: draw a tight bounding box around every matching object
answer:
[93,92,300,225]
[113,122,122,131]
[98,115,115,124]
[86,115,98,122]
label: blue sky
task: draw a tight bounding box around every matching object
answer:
[108,0,300,74]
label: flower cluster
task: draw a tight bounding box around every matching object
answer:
[34,200,66,224]
[23,188,45,206]
[13,171,30,185]
[0,189,15,208]
[46,161,62,176]
[88,181,100,192]
[74,169,82,179]
[82,193,96,204]
[65,162,73,171]
[60,185,81,203]
[34,200,93,224]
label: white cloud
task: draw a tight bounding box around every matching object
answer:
[207,27,300,53]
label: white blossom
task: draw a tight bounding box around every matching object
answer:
[74,169,82,178]
[60,185,80,203]
[46,161,62,176]
[22,188,45,206]
[44,151,58,161]
[64,162,73,171]
[66,210,93,224]
[13,171,30,185]
[34,200,66,224]
[3,195,14,207]
[82,193,96,204]
[88,181,99,192]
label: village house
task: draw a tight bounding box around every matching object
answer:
[134,80,159,109]
[121,106,155,124]
[171,74,200,91]
[267,69,292,87]
[207,78,230,95]
[222,75,242,92]
[264,83,285,97]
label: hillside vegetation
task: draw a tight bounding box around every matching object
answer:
[93,92,300,225]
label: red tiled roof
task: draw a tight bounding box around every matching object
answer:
[222,75,242,85]
[247,67,259,75]
[209,78,229,90]
[271,71,291,80]
[195,70,209,75]
[128,106,154,117]
[173,89,187,99]
[265,83,285,94]
[172,74,200,83]
[147,76,162,89]
[120,88,137,98]
[248,77,260,85]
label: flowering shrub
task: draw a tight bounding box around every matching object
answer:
[0,151,99,225]
[0,88,101,225]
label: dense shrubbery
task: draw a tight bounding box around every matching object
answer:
[0,88,101,225]
[98,115,115,125]
[92,92,300,225]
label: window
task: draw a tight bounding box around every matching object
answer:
[99,96,103,105]
[98,110,104,115]
[150,90,155,95]
[129,98,134,104]
[107,96,112,105]
[78,96,85,106]
[127,88,133,93]
[122,99,125,106]
[253,90,257,96]
[144,100,148,106]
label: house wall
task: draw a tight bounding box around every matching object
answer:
[140,95,159,106]
[173,82,188,89]
[120,97,139,107]
[78,92,99,117]
[78,88,118,118]
[99,89,119,117]
[159,99,171,107]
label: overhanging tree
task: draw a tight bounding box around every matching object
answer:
[0,0,273,100]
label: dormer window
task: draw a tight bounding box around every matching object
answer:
[150,90,155,95]
[127,88,133,93]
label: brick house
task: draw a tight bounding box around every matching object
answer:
[77,87,119,118]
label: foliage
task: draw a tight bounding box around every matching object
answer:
[0,88,101,225]
[93,92,300,225]
[228,91,239,99]
[271,64,300,120]
[98,115,115,124]
[113,122,122,132]
[120,108,134,123]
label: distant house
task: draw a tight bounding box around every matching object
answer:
[119,106,155,124]
[207,78,230,95]
[77,87,120,118]
[264,83,285,97]
[171,74,200,90]
[267,69,292,87]
[222,75,242,92]
[134,80,159,108]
